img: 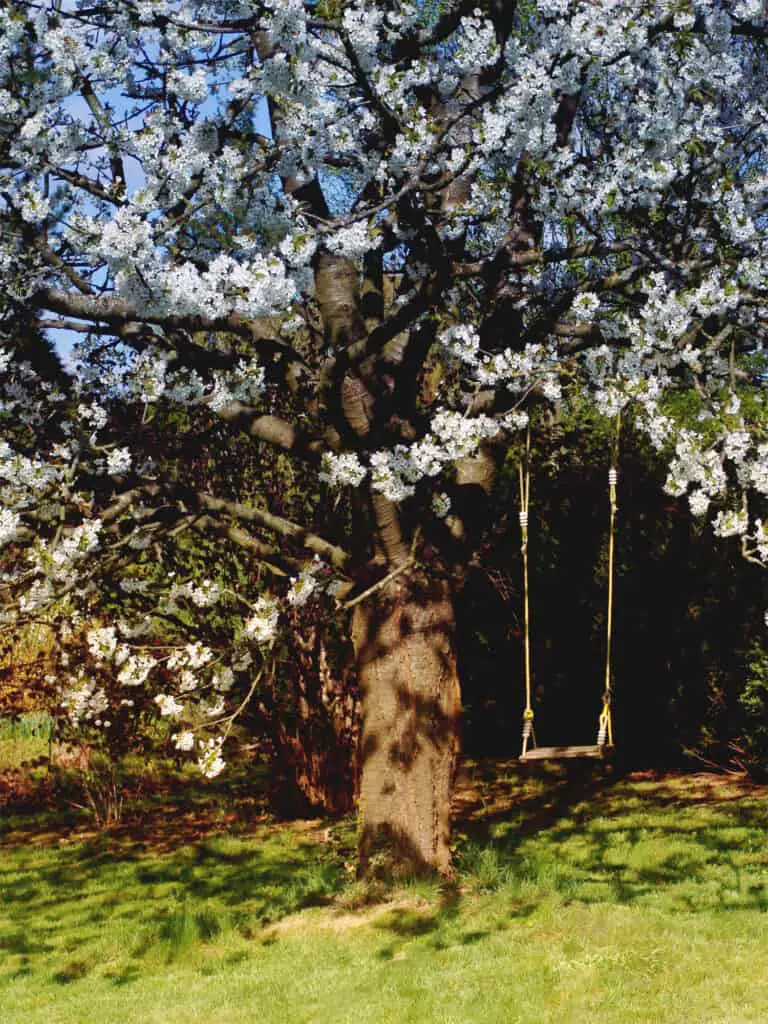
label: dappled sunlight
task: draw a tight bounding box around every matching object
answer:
[0,824,343,989]
[453,762,768,915]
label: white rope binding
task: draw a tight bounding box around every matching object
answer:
[519,511,528,528]
[608,468,618,487]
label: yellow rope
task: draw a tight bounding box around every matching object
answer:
[519,425,535,757]
[597,412,620,748]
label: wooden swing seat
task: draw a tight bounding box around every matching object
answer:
[520,744,614,761]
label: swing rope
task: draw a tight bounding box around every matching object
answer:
[519,424,536,757]
[517,415,621,760]
[597,412,621,748]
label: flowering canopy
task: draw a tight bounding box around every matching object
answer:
[0,0,767,772]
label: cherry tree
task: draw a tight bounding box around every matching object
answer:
[1,0,767,874]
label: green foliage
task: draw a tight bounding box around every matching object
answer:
[738,643,768,779]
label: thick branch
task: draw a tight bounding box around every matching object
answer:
[213,404,328,462]
[32,285,307,366]
[32,284,259,337]
[99,480,351,570]
[193,492,352,570]
[371,492,410,568]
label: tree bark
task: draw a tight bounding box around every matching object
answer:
[351,571,461,878]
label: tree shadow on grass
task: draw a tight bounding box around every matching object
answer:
[370,882,495,960]
[362,761,768,959]
[451,759,768,917]
[0,826,344,986]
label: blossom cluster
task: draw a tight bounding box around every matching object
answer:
[320,411,500,503]
[1,0,767,790]
[58,565,323,779]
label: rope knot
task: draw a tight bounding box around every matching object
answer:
[519,511,528,528]
[608,468,618,487]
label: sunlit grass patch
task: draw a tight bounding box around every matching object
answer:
[0,714,54,771]
[0,713,54,740]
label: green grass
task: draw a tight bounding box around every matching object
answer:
[0,713,54,740]
[0,714,54,770]
[1,767,768,1023]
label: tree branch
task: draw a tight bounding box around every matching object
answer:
[212,404,328,463]
[32,285,308,367]
[192,492,352,570]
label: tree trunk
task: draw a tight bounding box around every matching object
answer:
[351,572,461,878]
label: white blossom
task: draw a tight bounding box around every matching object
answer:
[320,452,367,488]
[244,596,280,645]
[0,508,21,547]
[61,679,109,725]
[571,292,601,322]
[168,68,209,103]
[212,666,235,691]
[20,189,50,223]
[87,625,119,662]
[687,489,710,518]
[154,693,184,718]
[713,508,749,538]
[431,492,451,519]
[106,448,132,476]
[723,431,751,464]
[117,653,155,687]
[287,563,319,608]
[325,222,379,262]
[172,730,196,752]
[749,444,768,495]
[197,736,226,779]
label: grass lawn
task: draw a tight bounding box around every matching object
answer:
[1,759,767,1024]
